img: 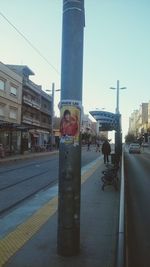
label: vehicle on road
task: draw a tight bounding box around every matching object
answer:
[142,142,149,147]
[129,143,141,154]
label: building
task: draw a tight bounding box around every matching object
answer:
[7,65,52,152]
[128,110,139,136]
[81,114,97,135]
[0,62,23,155]
[128,103,149,141]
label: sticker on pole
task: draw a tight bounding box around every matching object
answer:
[60,104,80,145]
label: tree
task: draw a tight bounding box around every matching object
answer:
[125,133,135,143]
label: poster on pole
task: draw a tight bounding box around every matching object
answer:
[60,102,81,145]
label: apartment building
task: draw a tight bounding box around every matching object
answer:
[128,110,139,136]
[129,103,149,140]
[7,65,52,151]
[0,62,23,154]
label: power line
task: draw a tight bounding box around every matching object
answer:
[0,11,60,75]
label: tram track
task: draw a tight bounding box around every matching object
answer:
[0,148,100,218]
[0,168,53,191]
[0,157,56,175]
[0,177,57,217]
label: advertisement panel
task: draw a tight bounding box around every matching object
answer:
[60,103,81,145]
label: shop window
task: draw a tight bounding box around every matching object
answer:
[0,79,5,91]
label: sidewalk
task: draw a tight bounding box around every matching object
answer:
[0,145,90,164]
[0,158,120,267]
[0,149,59,164]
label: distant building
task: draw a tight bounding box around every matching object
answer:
[128,102,149,140]
[0,62,23,154]
[128,110,139,136]
[81,114,97,135]
[7,65,52,151]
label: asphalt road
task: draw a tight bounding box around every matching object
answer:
[0,146,101,215]
[124,148,150,267]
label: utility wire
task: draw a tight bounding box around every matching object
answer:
[0,11,60,75]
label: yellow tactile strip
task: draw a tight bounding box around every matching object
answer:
[0,159,100,267]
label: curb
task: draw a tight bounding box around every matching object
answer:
[0,150,59,164]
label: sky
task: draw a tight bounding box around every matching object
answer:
[1,0,150,140]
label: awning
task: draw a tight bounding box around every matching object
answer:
[0,121,29,131]
[32,133,39,138]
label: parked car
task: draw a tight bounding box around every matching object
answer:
[142,142,149,147]
[129,143,141,154]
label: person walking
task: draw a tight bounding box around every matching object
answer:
[96,139,100,152]
[102,140,111,164]
[87,139,91,151]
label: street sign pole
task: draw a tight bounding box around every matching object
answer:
[57,0,85,256]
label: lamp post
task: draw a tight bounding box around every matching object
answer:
[110,80,126,156]
[46,83,60,150]
[110,80,126,114]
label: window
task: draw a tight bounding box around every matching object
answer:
[0,79,5,91]
[10,85,17,96]
[44,104,47,109]
[9,108,17,119]
[0,104,5,117]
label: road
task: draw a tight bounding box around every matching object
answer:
[125,147,150,267]
[0,146,101,216]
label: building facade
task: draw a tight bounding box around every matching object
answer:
[0,62,23,155]
[128,102,149,142]
[7,65,52,152]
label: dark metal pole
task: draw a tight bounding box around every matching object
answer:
[116,80,119,114]
[51,82,54,150]
[57,0,85,257]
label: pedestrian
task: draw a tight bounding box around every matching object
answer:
[96,139,100,152]
[102,140,111,164]
[87,139,91,151]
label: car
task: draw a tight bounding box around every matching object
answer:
[142,142,149,147]
[129,143,141,154]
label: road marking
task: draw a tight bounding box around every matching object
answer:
[0,158,101,267]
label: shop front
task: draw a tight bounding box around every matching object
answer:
[0,121,29,157]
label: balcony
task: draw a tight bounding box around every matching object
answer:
[41,106,51,115]
[23,96,32,106]
[32,100,41,110]
[22,115,40,126]
[32,119,40,126]
[23,96,41,110]
[22,115,33,124]
[41,122,51,130]
[23,78,42,95]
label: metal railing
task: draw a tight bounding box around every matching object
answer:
[116,150,125,267]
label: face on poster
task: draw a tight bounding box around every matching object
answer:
[60,105,80,145]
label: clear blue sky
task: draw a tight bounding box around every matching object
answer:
[1,0,150,139]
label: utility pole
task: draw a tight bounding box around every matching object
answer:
[57,0,85,257]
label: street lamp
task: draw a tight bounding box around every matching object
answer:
[46,82,61,150]
[110,80,126,114]
[110,80,127,157]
